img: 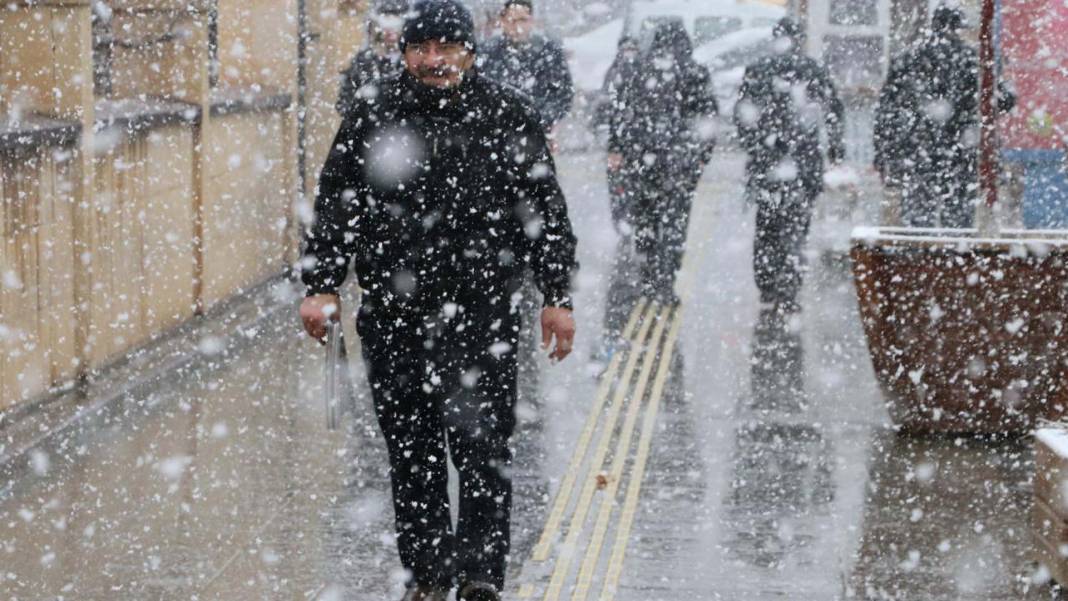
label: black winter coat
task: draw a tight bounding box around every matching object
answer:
[478,34,575,129]
[607,56,718,168]
[734,48,845,192]
[336,48,404,116]
[303,70,578,312]
[592,53,639,130]
[873,31,1015,182]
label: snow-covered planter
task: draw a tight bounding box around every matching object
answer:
[1034,427,1068,584]
[851,227,1068,432]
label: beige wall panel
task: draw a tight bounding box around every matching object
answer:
[202,112,258,180]
[107,11,201,100]
[142,128,195,331]
[141,184,195,332]
[302,3,363,195]
[145,127,194,194]
[85,138,150,367]
[35,150,79,384]
[216,0,298,92]
[159,15,210,102]
[109,45,168,100]
[47,6,95,120]
[1,153,49,407]
[201,173,284,307]
[0,9,58,116]
[201,174,256,307]
[200,112,289,307]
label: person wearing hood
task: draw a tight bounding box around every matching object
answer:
[478,0,575,132]
[873,5,1016,228]
[733,17,844,313]
[595,35,641,232]
[299,1,578,599]
[335,0,409,116]
[607,21,718,301]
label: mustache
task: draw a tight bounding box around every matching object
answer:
[413,65,459,78]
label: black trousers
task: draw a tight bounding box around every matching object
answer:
[899,165,976,229]
[752,181,816,308]
[357,298,519,591]
[631,154,703,297]
[607,163,636,234]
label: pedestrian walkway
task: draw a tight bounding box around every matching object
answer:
[0,150,1057,600]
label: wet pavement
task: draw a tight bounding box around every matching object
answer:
[0,149,1063,600]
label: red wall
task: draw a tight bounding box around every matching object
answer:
[999,0,1068,150]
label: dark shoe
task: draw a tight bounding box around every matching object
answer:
[457,581,500,601]
[402,584,449,601]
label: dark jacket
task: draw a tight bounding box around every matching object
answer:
[593,50,640,131]
[303,70,577,312]
[873,30,1015,183]
[336,48,404,115]
[608,24,718,168]
[734,46,845,192]
[478,34,575,129]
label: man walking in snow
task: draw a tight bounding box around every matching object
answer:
[298,1,578,599]
[478,0,574,133]
[734,17,844,313]
[873,5,1015,228]
[336,0,409,116]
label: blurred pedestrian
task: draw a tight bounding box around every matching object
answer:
[480,0,575,386]
[300,1,578,599]
[734,17,844,313]
[336,0,408,116]
[479,0,574,133]
[873,5,1016,228]
[608,21,717,302]
[595,35,641,234]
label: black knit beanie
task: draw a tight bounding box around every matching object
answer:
[400,0,476,52]
[503,0,533,12]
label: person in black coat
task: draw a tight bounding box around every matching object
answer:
[478,0,575,131]
[299,2,578,599]
[734,17,844,312]
[873,5,1015,228]
[595,35,641,232]
[608,21,717,301]
[335,0,408,116]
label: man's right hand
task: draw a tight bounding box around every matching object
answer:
[300,294,341,341]
[607,152,624,172]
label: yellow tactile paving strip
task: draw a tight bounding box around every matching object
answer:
[516,300,680,601]
[515,183,714,601]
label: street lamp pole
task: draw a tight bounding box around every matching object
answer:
[978,0,998,210]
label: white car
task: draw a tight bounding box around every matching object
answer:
[561,2,783,145]
[626,0,783,46]
[694,26,777,118]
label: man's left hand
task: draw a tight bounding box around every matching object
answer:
[541,307,575,361]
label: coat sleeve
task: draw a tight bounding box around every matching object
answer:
[816,65,846,164]
[514,114,578,309]
[733,65,767,155]
[606,70,636,154]
[996,77,1017,115]
[873,59,907,175]
[336,54,363,116]
[540,40,575,128]
[301,111,369,296]
[686,65,719,162]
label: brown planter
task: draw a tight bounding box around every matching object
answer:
[851,227,1068,433]
[1034,429,1068,584]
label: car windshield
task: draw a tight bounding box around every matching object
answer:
[693,15,743,44]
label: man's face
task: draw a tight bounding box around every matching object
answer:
[374,14,405,49]
[500,5,533,42]
[404,40,475,88]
